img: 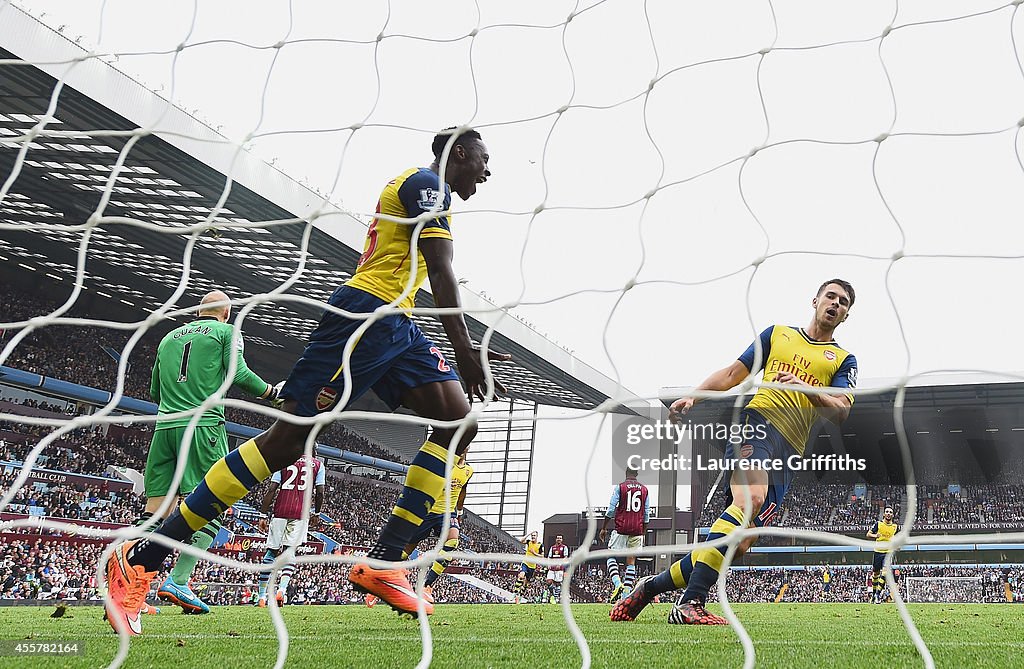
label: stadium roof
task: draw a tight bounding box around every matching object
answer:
[0,6,641,413]
[662,371,1024,414]
[542,513,581,525]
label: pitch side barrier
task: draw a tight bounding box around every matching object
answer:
[0,365,408,475]
[731,563,1024,571]
[732,544,1024,554]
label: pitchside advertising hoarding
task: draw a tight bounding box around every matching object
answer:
[214,533,326,557]
[0,512,124,533]
[0,515,330,554]
[0,462,133,492]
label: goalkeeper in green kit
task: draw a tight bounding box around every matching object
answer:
[140,290,277,613]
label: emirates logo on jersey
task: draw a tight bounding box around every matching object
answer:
[824,350,836,361]
[315,387,338,412]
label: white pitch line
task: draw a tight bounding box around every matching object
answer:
[52,632,1024,648]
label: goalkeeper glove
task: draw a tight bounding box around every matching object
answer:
[265,381,285,407]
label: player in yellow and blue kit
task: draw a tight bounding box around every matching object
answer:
[406,452,473,593]
[106,128,507,633]
[366,454,474,608]
[513,531,544,603]
[612,279,858,625]
[867,506,899,603]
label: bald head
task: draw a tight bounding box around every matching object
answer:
[198,290,231,322]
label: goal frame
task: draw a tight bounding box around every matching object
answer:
[904,576,983,603]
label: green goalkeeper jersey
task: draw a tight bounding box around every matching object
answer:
[150,317,270,430]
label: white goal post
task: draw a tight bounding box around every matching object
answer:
[905,576,982,603]
[4,2,1024,668]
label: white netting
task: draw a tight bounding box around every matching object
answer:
[1,1,1024,668]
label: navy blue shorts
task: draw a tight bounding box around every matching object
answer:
[723,408,799,527]
[407,512,460,545]
[521,564,537,579]
[872,551,888,572]
[280,285,459,417]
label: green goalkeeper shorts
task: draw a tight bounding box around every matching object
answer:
[144,424,229,498]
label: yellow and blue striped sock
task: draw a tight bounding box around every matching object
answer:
[424,536,458,587]
[369,441,450,562]
[180,439,270,531]
[649,553,695,595]
[680,504,746,601]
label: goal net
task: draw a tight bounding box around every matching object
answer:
[2,1,1024,668]
[905,577,983,604]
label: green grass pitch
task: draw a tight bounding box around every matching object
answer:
[0,603,1020,668]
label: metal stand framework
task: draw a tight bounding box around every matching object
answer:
[463,398,537,536]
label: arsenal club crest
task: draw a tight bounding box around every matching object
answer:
[824,350,836,361]
[315,386,338,412]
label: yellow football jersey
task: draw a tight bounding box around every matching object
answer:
[740,325,858,454]
[524,540,543,569]
[346,167,453,312]
[428,462,473,515]
[873,519,898,554]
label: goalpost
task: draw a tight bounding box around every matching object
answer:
[905,576,983,604]
[3,1,1024,668]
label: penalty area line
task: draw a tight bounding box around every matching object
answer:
[64,632,1024,648]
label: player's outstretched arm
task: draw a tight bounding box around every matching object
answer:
[257,479,280,533]
[420,236,510,401]
[669,359,749,422]
[221,327,273,399]
[149,355,161,403]
[600,486,618,541]
[314,483,325,516]
[773,370,852,424]
[456,485,468,516]
[811,392,853,425]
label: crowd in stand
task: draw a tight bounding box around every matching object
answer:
[5,527,1023,606]
[0,537,104,601]
[1,288,156,400]
[697,481,1024,531]
[0,471,143,525]
[0,424,149,476]
[192,561,520,605]
[274,478,394,549]
[2,397,68,414]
